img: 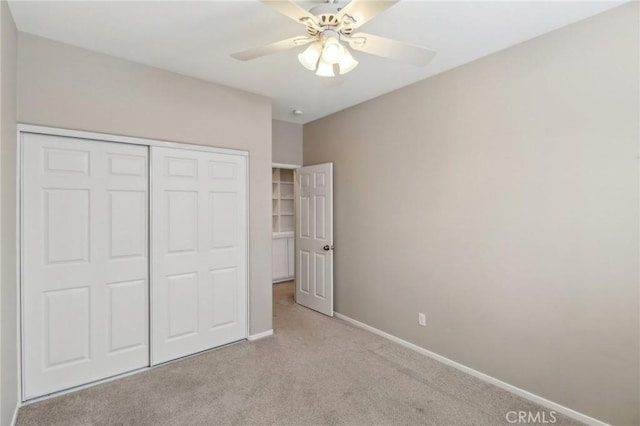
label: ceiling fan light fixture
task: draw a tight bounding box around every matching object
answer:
[297,42,323,71]
[338,47,358,75]
[315,58,335,77]
[321,36,342,65]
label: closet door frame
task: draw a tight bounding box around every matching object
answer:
[17,124,250,402]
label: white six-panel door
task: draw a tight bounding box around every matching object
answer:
[295,163,334,317]
[22,133,149,399]
[151,147,247,365]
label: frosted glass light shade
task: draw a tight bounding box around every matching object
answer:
[338,48,358,75]
[316,58,335,77]
[297,42,322,71]
[321,37,341,65]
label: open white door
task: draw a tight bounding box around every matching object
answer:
[295,163,333,316]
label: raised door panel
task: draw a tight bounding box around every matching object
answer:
[210,192,237,249]
[109,191,146,259]
[299,250,310,294]
[166,156,198,178]
[22,133,149,400]
[44,189,90,265]
[44,147,89,175]
[107,279,147,353]
[44,287,91,368]
[167,273,199,339]
[210,268,238,328]
[152,147,247,365]
[166,191,199,254]
[314,253,326,299]
[109,154,146,177]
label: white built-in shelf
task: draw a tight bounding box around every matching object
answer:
[272,168,295,233]
[280,199,294,215]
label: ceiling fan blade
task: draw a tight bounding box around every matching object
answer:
[231,36,314,61]
[348,32,436,66]
[260,0,318,25]
[336,0,399,29]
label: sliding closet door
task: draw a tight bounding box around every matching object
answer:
[151,147,247,365]
[22,133,149,399]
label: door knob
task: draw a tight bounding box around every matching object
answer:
[323,245,333,251]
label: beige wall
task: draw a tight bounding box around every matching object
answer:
[17,33,273,337]
[272,119,303,165]
[304,3,639,425]
[0,1,18,424]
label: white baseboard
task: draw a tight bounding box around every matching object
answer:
[247,329,274,341]
[11,401,20,426]
[333,312,608,426]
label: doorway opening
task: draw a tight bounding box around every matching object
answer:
[272,166,296,286]
[272,165,297,311]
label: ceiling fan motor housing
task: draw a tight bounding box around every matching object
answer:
[305,2,355,38]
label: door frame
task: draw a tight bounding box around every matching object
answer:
[16,124,250,403]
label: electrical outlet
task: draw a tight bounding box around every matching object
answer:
[418,313,426,326]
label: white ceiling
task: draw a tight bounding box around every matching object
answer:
[8,0,627,124]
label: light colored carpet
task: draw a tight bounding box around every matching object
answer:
[273,280,296,306]
[16,281,583,425]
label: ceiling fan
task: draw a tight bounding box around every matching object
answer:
[231,0,436,78]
